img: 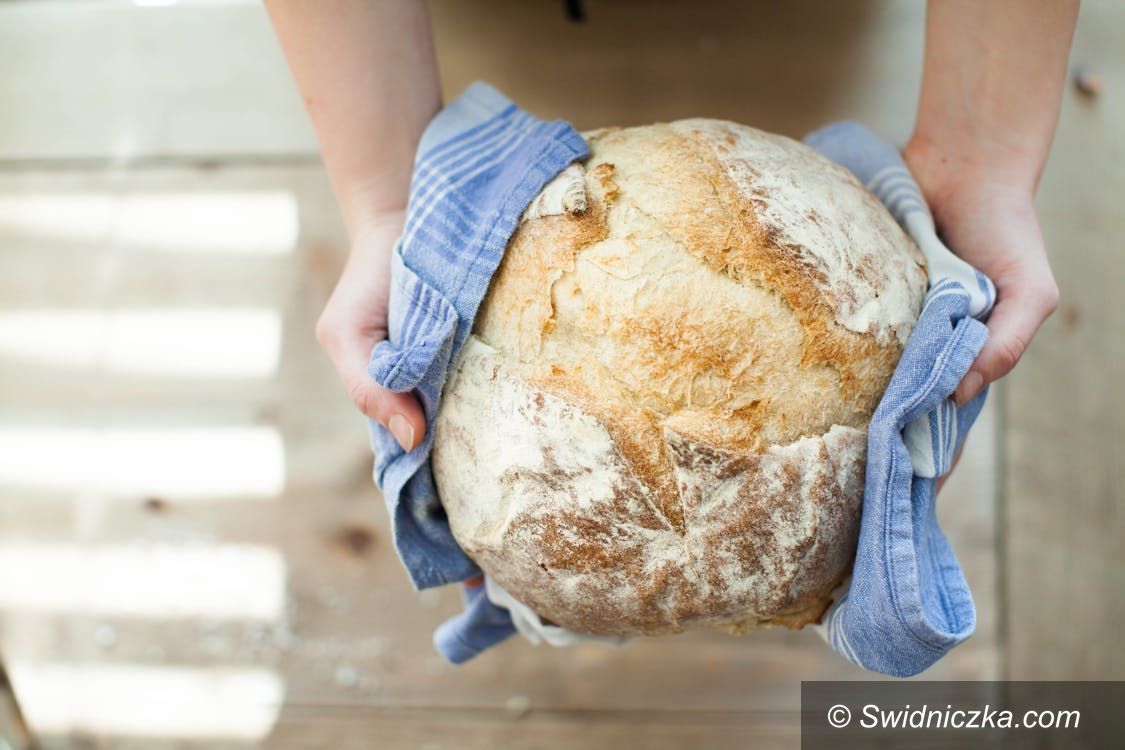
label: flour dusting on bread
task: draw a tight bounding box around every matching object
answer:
[433,119,926,636]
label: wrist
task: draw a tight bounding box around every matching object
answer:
[346,205,407,251]
[333,167,411,243]
[903,133,1036,212]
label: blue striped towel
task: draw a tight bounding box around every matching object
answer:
[368,81,995,675]
[805,122,996,677]
[365,82,588,662]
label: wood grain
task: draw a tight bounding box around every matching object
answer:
[1003,0,1125,680]
[8,0,1095,747]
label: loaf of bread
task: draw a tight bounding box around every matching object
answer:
[432,120,927,636]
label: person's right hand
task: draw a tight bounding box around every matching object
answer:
[902,139,1060,409]
[315,210,426,452]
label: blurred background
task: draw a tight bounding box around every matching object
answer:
[0,0,1120,747]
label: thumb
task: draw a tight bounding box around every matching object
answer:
[953,275,1058,406]
[321,323,427,452]
[344,371,427,452]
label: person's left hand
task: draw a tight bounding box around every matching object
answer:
[315,210,426,452]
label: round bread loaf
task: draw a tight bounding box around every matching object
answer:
[432,119,927,636]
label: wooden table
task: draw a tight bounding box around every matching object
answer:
[0,1,1119,747]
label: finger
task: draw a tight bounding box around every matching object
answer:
[340,354,427,452]
[319,323,427,451]
[953,276,1058,406]
[345,372,427,452]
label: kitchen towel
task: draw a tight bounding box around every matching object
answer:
[368,81,995,675]
[365,81,588,661]
[804,121,996,677]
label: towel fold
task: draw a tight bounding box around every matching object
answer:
[804,122,994,677]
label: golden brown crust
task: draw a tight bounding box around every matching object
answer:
[433,345,866,635]
[433,120,926,636]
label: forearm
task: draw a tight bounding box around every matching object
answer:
[265,0,441,239]
[909,0,1079,196]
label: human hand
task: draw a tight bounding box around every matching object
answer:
[315,211,426,451]
[903,139,1060,408]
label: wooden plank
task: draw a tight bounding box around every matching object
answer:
[0,166,340,417]
[0,2,315,162]
[1004,0,1125,680]
[263,707,799,750]
[35,708,799,750]
[0,655,36,750]
[430,0,925,142]
[0,3,1011,747]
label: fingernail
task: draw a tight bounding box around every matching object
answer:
[388,414,415,451]
[465,574,484,588]
[954,370,983,407]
